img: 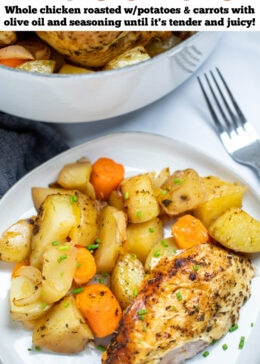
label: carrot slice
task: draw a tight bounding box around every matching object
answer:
[0,58,27,68]
[12,261,29,278]
[74,247,96,285]
[76,284,122,338]
[171,214,209,249]
[90,158,124,200]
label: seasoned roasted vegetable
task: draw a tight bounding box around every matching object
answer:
[104,46,150,70]
[17,60,55,73]
[59,64,94,74]
[145,237,179,272]
[57,158,92,192]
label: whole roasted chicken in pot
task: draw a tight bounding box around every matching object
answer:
[36,31,171,68]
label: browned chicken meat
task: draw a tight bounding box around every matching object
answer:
[36,31,171,68]
[103,243,254,364]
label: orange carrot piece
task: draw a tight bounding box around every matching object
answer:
[90,158,124,200]
[76,284,122,338]
[0,58,27,68]
[74,247,96,285]
[12,261,29,278]
[171,214,209,250]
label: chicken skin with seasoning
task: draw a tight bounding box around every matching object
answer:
[103,243,254,364]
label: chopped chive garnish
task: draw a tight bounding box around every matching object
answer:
[95,239,101,243]
[174,179,184,185]
[124,192,129,200]
[59,246,70,251]
[142,324,147,332]
[99,278,104,284]
[229,324,238,332]
[173,249,177,254]
[41,290,45,297]
[102,272,109,277]
[161,240,168,247]
[60,272,64,277]
[137,211,142,218]
[176,292,182,301]
[57,255,67,263]
[239,336,245,349]
[145,273,150,278]
[87,244,99,250]
[41,302,47,309]
[149,227,155,233]
[195,305,199,311]
[94,277,98,281]
[137,309,148,315]
[202,351,209,357]
[193,265,199,272]
[90,250,94,254]
[131,253,137,259]
[138,315,145,321]
[28,348,32,351]
[161,190,167,195]
[251,322,254,327]
[97,345,106,352]
[64,302,70,308]
[52,241,59,246]
[173,306,177,311]
[133,288,138,298]
[35,346,41,351]
[211,339,216,345]
[222,344,228,351]
[73,288,84,294]
[77,262,82,268]
[70,195,78,203]
[138,339,142,344]
[153,249,160,258]
[164,283,169,287]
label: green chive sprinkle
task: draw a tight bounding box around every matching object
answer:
[57,255,67,263]
[41,290,45,297]
[131,253,137,259]
[161,240,168,247]
[124,192,129,200]
[59,246,70,251]
[145,273,150,278]
[229,324,238,332]
[64,302,70,308]
[70,195,78,203]
[138,339,142,344]
[173,306,178,311]
[102,272,109,277]
[142,324,147,332]
[222,344,228,351]
[137,211,142,218]
[174,179,185,185]
[137,309,148,315]
[77,262,82,268]
[41,302,47,309]
[153,249,160,258]
[164,283,169,287]
[35,346,41,351]
[99,278,104,284]
[52,241,59,246]
[195,305,199,311]
[73,288,84,295]
[97,345,106,352]
[95,239,101,243]
[202,351,209,357]
[94,277,98,281]
[28,348,32,351]
[161,190,167,195]
[90,250,94,254]
[176,292,182,301]
[138,315,145,321]
[173,249,177,254]
[60,272,64,277]
[211,339,216,345]
[133,288,138,298]
[193,265,199,272]
[251,323,254,327]
[239,336,245,349]
[149,227,155,233]
[87,244,99,250]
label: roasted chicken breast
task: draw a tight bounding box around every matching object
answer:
[103,243,254,364]
[36,31,171,68]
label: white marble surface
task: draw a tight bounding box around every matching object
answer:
[51,32,260,191]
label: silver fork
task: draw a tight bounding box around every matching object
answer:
[198,68,260,178]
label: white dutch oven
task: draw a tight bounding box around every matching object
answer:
[0,32,222,123]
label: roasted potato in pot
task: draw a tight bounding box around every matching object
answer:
[0,31,17,46]
[111,253,145,309]
[104,46,150,70]
[0,218,34,262]
[33,296,94,354]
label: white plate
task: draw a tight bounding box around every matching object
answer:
[0,132,259,364]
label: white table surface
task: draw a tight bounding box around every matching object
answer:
[51,32,260,192]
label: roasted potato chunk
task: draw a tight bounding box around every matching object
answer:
[121,174,160,223]
[0,219,34,262]
[59,64,94,74]
[95,206,127,273]
[30,194,80,268]
[209,208,260,253]
[42,243,77,303]
[108,190,125,211]
[145,237,179,272]
[31,187,77,211]
[193,176,246,227]
[0,31,17,46]
[158,169,207,216]
[18,60,56,73]
[33,296,94,354]
[111,253,145,308]
[125,217,163,263]
[57,158,92,191]
[104,46,150,70]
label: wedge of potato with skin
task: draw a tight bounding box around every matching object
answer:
[0,218,34,262]
[104,46,150,70]
[111,253,145,309]
[121,174,160,223]
[0,45,34,60]
[57,159,92,192]
[30,194,80,268]
[193,176,246,227]
[108,190,125,211]
[145,237,179,272]
[18,60,56,73]
[209,208,260,253]
[125,217,163,263]
[95,206,127,273]
[158,169,208,216]
[33,296,94,354]
[42,243,77,304]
